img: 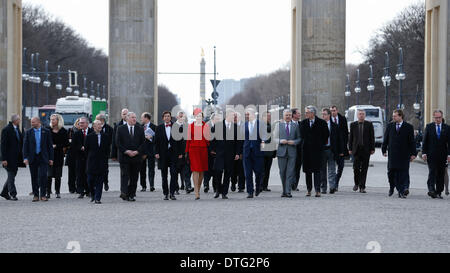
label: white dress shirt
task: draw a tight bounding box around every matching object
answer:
[165,123,171,148]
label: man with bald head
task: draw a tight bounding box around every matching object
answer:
[112,108,129,161]
[23,117,54,202]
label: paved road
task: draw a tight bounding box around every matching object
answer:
[0,149,449,253]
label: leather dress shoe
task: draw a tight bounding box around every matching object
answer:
[40,197,48,202]
[281,194,288,198]
[175,190,180,195]
[128,197,136,202]
[90,198,95,203]
[263,188,272,192]
[214,192,220,199]
[164,195,169,200]
[306,192,311,197]
[404,189,410,196]
[222,195,229,200]
[437,193,443,199]
[231,185,236,192]
[78,194,85,199]
[389,188,394,197]
[10,196,18,201]
[446,190,449,196]
[428,192,437,199]
[204,187,209,193]
[32,196,39,202]
[180,185,185,191]
[1,193,11,200]
[140,188,147,192]
[315,193,321,198]
[150,187,155,192]
[398,193,407,199]
[329,189,336,194]
[238,189,244,193]
[170,195,177,201]
[286,194,293,198]
[353,185,359,192]
[360,189,367,194]
[120,194,128,201]
[247,194,254,199]
[95,201,102,204]
[255,190,261,197]
[56,194,61,199]
[104,184,109,192]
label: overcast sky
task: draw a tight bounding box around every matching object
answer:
[24,0,422,110]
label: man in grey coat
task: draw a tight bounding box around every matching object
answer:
[276,110,302,198]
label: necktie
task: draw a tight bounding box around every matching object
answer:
[15,128,20,140]
[334,117,338,125]
[166,124,171,128]
[130,126,134,137]
[98,134,101,147]
[437,125,441,139]
[83,130,86,138]
[286,123,290,136]
[310,120,313,128]
[396,124,400,133]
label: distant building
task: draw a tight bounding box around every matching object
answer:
[217,78,250,105]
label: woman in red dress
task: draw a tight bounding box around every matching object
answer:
[185,108,210,200]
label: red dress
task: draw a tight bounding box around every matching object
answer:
[185,122,210,172]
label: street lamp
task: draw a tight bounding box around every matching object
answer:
[345,74,351,109]
[90,81,95,100]
[55,65,63,91]
[395,47,406,110]
[413,84,423,134]
[43,60,51,105]
[367,65,375,105]
[96,83,101,100]
[354,69,361,105]
[66,72,73,94]
[382,52,392,123]
[102,85,107,101]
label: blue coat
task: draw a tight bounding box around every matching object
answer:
[243,120,266,158]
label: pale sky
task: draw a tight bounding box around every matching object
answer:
[24,0,422,110]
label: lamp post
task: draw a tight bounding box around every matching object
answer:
[35,53,40,107]
[345,74,351,110]
[396,47,406,110]
[96,84,101,100]
[354,69,361,106]
[89,81,94,99]
[382,52,392,123]
[413,84,423,135]
[43,60,51,105]
[102,85,107,101]
[66,71,73,94]
[367,65,375,105]
[55,65,63,93]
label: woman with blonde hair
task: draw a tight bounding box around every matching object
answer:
[46,114,69,198]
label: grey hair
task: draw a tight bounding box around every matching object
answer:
[433,109,444,116]
[79,117,89,123]
[127,112,137,118]
[305,105,317,115]
[283,109,293,115]
[96,114,106,122]
[11,114,20,123]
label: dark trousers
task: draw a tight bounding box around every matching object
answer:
[335,156,345,189]
[88,174,104,201]
[427,162,446,194]
[29,155,48,198]
[160,156,178,196]
[214,167,233,196]
[292,152,302,190]
[305,171,321,193]
[140,156,155,189]
[120,161,142,198]
[104,167,109,187]
[203,155,216,191]
[1,169,18,197]
[232,159,245,190]
[353,148,370,189]
[47,177,61,195]
[243,153,264,195]
[76,159,88,194]
[388,168,409,194]
[67,160,77,193]
[263,156,273,190]
[177,159,192,190]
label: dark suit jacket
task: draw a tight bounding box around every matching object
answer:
[332,113,349,155]
[327,121,344,161]
[348,121,375,156]
[422,122,450,166]
[142,122,157,157]
[102,123,114,157]
[23,127,54,165]
[111,120,126,158]
[299,117,329,173]
[211,121,241,171]
[85,132,111,175]
[72,127,94,162]
[155,123,183,169]
[382,122,417,170]
[1,123,25,171]
[116,124,145,164]
[243,120,266,158]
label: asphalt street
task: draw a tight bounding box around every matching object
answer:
[0,149,448,253]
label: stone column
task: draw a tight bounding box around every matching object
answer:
[425,0,449,124]
[290,0,346,113]
[0,0,22,129]
[109,0,158,124]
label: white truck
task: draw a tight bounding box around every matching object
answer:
[56,96,92,129]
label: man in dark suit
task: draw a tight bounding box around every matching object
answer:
[172,111,193,194]
[111,108,128,161]
[23,117,54,202]
[348,109,375,193]
[262,111,276,192]
[211,110,241,199]
[291,108,303,192]
[139,112,157,192]
[243,108,267,198]
[1,115,25,201]
[300,106,329,198]
[72,117,93,199]
[85,120,111,204]
[382,109,417,198]
[422,110,450,199]
[331,106,349,191]
[320,108,344,194]
[155,111,182,200]
[116,112,145,202]
[231,112,245,193]
[96,114,114,192]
